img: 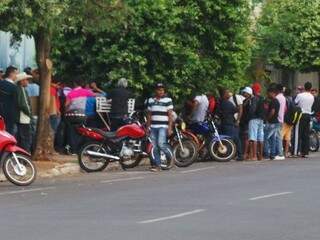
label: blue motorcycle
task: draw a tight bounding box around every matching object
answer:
[188,115,236,162]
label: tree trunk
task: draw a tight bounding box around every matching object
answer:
[33,29,55,161]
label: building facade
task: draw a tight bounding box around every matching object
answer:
[0,31,36,71]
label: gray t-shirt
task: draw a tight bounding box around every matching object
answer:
[190,95,209,123]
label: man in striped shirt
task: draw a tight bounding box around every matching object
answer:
[146,83,174,172]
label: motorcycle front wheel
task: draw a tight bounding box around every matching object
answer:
[3,153,36,186]
[173,139,198,167]
[78,142,110,172]
[150,147,173,170]
[209,139,236,162]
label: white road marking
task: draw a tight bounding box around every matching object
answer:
[181,166,216,174]
[0,187,56,196]
[138,209,206,224]
[100,176,145,184]
[249,192,293,201]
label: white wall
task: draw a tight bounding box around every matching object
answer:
[0,31,36,71]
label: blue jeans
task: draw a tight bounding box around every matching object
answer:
[150,128,172,167]
[275,123,283,156]
[50,115,61,133]
[264,123,278,158]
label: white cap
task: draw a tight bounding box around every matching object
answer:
[242,86,253,95]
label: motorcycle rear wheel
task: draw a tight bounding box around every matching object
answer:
[78,142,110,172]
[173,139,198,167]
[121,155,143,169]
[309,131,319,152]
[3,153,36,186]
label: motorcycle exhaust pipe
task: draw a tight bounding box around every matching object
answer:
[85,150,120,160]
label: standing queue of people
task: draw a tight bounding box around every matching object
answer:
[186,82,315,160]
[0,65,317,161]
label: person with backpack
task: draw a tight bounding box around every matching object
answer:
[240,87,254,160]
[248,83,265,160]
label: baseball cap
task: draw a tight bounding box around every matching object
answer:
[154,82,165,89]
[242,86,253,95]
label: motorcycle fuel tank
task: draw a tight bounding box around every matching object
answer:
[116,124,145,139]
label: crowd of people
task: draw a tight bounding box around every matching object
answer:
[186,82,318,161]
[0,66,133,155]
[0,65,319,168]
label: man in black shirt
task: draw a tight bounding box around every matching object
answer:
[217,88,243,160]
[264,87,280,160]
[108,78,133,130]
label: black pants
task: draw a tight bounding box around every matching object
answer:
[17,123,32,152]
[293,114,311,155]
[299,114,311,155]
[66,121,81,153]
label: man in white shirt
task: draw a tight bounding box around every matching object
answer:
[294,82,315,157]
[229,93,244,126]
[189,94,209,124]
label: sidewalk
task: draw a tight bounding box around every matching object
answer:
[0,154,150,181]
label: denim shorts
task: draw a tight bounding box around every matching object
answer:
[248,119,264,142]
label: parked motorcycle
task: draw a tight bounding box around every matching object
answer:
[310,117,320,152]
[77,112,172,172]
[0,116,36,186]
[187,114,236,162]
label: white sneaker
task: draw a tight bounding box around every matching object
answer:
[274,155,285,160]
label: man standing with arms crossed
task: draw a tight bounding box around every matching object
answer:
[147,83,174,172]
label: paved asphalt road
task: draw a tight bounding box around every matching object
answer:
[1,156,320,240]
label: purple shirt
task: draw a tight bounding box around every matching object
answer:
[276,93,286,123]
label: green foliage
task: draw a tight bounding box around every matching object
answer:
[52,0,252,101]
[255,0,320,72]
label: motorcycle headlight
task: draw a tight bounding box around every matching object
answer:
[181,122,186,131]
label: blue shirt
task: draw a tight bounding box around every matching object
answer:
[26,83,40,97]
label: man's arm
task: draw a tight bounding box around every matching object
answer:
[168,109,173,136]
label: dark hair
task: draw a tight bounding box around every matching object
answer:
[52,75,61,84]
[219,88,228,98]
[73,76,85,88]
[24,67,32,75]
[304,82,312,91]
[284,88,291,97]
[276,83,284,93]
[4,65,17,78]
[267,86,277,93]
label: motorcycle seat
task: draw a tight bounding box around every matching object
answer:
[91,128,117,138]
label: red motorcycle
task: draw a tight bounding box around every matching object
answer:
[77,114,175,172]
[0,116,36,186]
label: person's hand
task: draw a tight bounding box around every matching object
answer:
[146,127,150,136]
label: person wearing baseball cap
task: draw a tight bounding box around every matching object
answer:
[240,86,253,160]
[15,72,33,152]
[146,82,174,172]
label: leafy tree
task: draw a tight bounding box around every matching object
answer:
[0,0,126,160]
[255,0,320,72]
[52,0,252,102]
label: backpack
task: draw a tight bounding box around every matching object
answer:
[249,95,266,120]
[284,97,302,125]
